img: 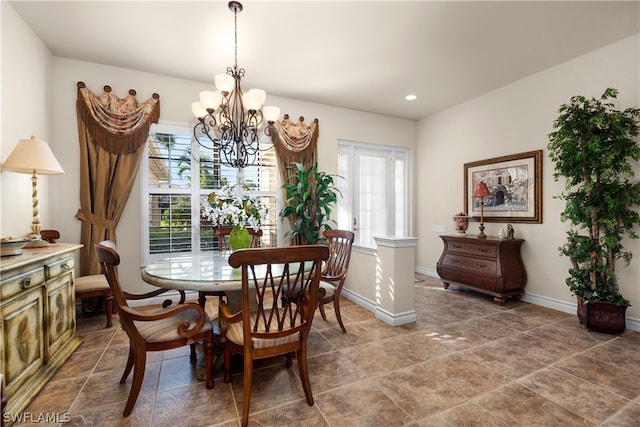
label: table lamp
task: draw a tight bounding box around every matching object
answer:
[1,136,65,241]
[472,181,491,238]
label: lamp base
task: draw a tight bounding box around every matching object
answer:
[477,203,488,238]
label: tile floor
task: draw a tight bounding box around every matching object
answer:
[14,274,640,426]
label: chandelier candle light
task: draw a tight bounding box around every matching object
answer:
[1,136,65,242]
[472,181,491,239]
[191,1,280,168]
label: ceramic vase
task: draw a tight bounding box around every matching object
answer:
[229,226,251,251]
[452,212,469,234]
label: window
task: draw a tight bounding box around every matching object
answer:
[337,141,409,247]
[142,122,277,263]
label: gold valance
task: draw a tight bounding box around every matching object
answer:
[273,115,319,174]
[76,81,160,154]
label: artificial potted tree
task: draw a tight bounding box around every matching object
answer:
[547,87,640,334]
[279,161,340,245]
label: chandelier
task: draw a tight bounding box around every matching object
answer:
[191,1,280,168]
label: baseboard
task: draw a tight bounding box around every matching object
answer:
[624,316,639,332]
[341,287,417,326]
[416,266,438,277]
[415,265,640,332]
[374,306,417,326]
[519,292,576,315]
[341,287,376,313]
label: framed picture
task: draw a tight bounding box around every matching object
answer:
[464,150,542,223]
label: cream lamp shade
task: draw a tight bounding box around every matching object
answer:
[1,136,64,242]
[1,136,65,175]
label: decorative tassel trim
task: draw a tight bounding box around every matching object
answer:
[76,81,160,154]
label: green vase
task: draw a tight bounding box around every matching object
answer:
[229,226,251,251]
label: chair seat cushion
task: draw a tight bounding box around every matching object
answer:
[75,274,111,292]
[225,309,301,350]
[134,306,213,343]
[319,280,337,297]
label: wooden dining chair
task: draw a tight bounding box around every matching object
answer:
[219,245,329,427]
[40,229,113,328]
[318,229,355,333]
[94,240,215,417]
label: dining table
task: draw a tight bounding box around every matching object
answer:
[141,249,305,312]
[140,248,310,380]
[142,250,247,312]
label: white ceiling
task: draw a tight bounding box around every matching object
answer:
[9,1,640,121]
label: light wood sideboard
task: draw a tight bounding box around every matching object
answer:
[0,244,83,418]
[436,235,526,304]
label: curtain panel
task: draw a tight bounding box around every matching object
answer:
[75,82,160,275]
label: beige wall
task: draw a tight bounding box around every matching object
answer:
[1,2,55,239]
[415,34,640,322]
[2,2,416,295]
[2,2,639,328]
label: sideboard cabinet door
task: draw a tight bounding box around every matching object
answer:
[45,271,76,362]
[1,289,45,400]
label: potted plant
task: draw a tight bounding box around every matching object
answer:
[279,162,340,245]
[547,87,640,333]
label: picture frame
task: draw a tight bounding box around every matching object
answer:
[464,150,542,223]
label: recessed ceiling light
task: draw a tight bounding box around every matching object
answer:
[405,94,417,101]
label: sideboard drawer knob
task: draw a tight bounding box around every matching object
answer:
[20,277,31,289]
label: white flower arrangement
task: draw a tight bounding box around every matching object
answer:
[201,184,268,230]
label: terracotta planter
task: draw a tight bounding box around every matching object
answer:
[577,297,628,334]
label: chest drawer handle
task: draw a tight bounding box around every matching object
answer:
[452,245,462,249]
[478,248,489,253]
[61,263,71,270]
[475,263,488,269]
[20,277,31,289]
